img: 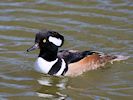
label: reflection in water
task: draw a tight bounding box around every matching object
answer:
[36,75,69,99]
[36,92,68,100]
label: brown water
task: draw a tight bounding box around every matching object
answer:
[0,0,133,100]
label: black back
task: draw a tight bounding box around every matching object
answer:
[58,50,95,64]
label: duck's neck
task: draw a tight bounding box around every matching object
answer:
[39,48,58,61]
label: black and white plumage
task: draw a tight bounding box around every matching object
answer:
[27,30,129,77]
[35,57,67,76]
[27,30,68,76]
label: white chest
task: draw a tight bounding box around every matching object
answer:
[34,57,58,74]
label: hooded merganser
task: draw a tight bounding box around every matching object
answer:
[27,30,129,77]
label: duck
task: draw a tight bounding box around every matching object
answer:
[27,30,129,77]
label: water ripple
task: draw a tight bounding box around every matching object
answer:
[0,2,29,7]
[0,82,30,89]
[0,35,32,41]
[0,25,38,32]
[0,92,36,97]
[0,74,34,81]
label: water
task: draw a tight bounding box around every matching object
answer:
[0,0,133,100]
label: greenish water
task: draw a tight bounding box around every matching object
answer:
[0,0,133,100]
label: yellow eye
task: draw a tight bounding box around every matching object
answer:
[43,39,46,43]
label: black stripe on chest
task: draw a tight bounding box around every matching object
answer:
[48,58,65,75]
[61,65,68,75]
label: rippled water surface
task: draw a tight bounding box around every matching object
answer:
[0,0,133,100]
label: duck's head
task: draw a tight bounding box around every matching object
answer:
[27,30,64,52]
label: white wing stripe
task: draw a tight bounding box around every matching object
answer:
[55,59,66,76]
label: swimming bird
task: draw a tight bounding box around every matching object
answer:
[27,30,129,77]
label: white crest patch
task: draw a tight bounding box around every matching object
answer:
[49,36,62,46]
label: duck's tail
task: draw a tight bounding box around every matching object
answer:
[95,51,130,64]
[109,55,130,64]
